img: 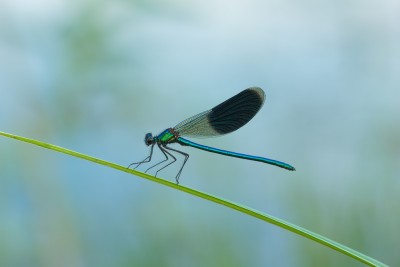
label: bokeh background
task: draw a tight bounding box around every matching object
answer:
[1,0,399,266]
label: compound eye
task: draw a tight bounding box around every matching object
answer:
[144,133,153,146]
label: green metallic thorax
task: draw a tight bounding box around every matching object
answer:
[157,128,178,144]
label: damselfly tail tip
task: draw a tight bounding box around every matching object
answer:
[275,161,295,171]
[280,163,295,171]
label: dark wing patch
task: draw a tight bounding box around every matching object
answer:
[207,87,265,134]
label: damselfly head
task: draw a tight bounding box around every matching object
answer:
[144,133,154,146]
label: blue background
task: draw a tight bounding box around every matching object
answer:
[0,0,399,266]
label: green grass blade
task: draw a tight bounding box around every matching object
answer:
[0,130,388,267]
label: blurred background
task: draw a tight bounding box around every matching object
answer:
[0,0,399,266]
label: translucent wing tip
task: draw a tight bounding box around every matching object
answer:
[247,87,265,105]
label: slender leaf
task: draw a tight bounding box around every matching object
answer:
[0,130,388,267]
